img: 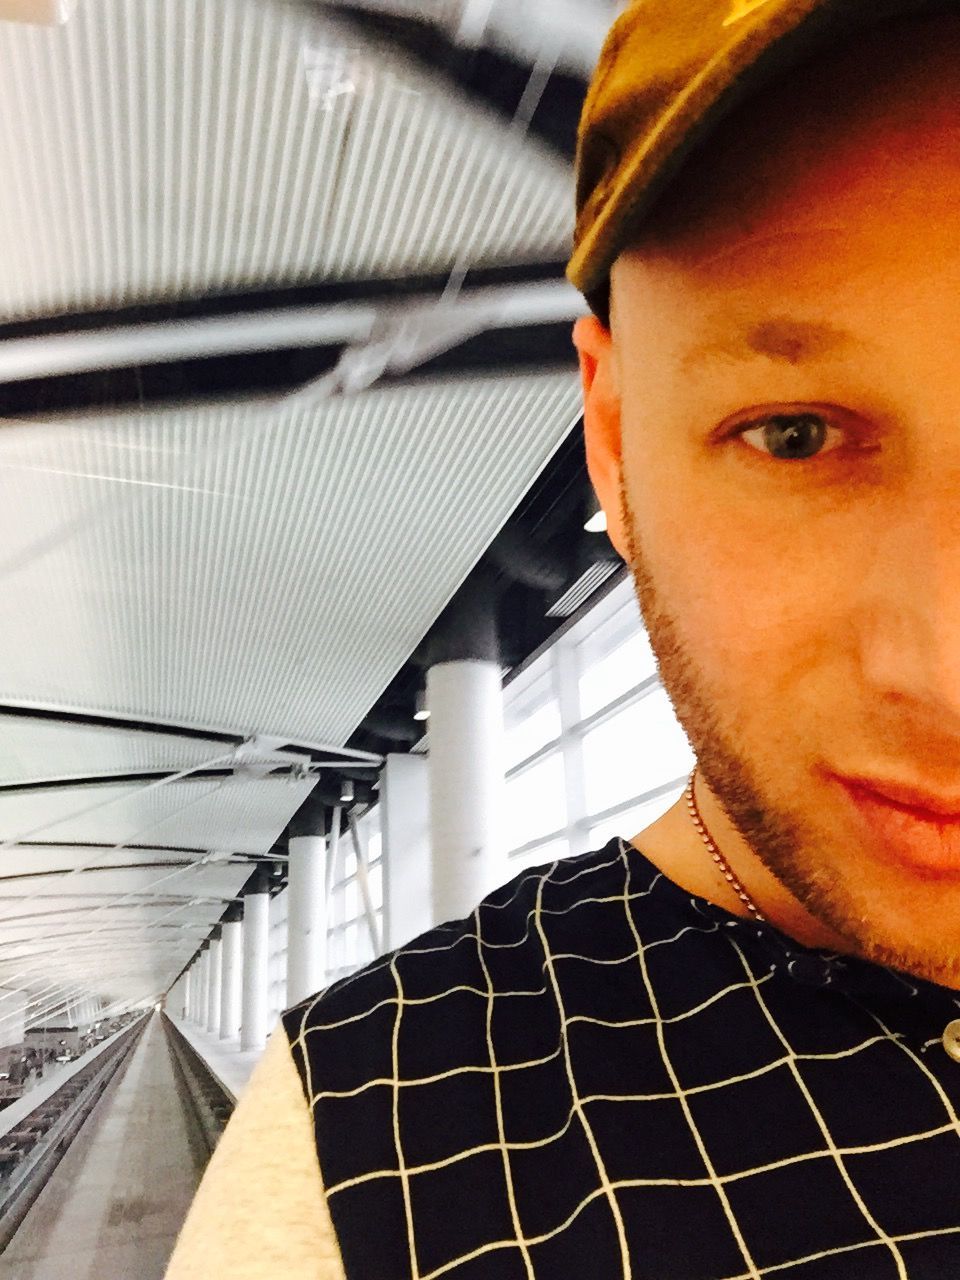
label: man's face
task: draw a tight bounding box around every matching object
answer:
[577,16,960,986]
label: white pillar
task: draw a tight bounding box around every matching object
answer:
[185,967,194,1021]
[241,886,270,1052]
[219,915,243,1039]
[427,660,506,922]
[286,835,327,1006]
[269,890,288,1029]
[197,949,210,1025]
[382,752,432,948]
[205,937,222,1034]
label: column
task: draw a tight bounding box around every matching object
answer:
[286,818,327,1007]
[205,930,222,1035]
[381,752,431,949]
[427,659,506,922]
[219,905,243,1040]
[241,872,270,1052]
[169,977,183,1020]
[197,946,210,1026]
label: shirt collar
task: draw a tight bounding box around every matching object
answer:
[634,842,960,1011]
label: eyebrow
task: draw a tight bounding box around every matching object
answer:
[681,316,855,373]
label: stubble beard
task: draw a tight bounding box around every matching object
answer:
[619,477,960,987]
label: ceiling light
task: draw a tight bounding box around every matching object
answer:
[339,780,355,804]
[414,689,430,722]
[584,493,608,533]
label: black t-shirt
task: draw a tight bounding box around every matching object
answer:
[283,838,960,1279]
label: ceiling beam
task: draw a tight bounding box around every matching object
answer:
[0,862,198,883]
[327,2,593,155]
[0,768,307,796]
[0,279,583,386]
[0,703,382,766]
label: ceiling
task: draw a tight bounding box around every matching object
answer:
[0,0,602,1021]
[0,0,574,318]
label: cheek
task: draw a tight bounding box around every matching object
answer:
[624,450,844,689]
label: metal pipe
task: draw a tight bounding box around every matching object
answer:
[0,281,584,385]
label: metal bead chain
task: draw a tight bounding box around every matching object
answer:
[685,770,765,922]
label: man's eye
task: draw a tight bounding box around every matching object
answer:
[737,413,843,461]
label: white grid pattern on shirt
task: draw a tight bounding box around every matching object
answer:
[286,840,960,1279]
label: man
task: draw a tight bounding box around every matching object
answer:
[167,2,960,1276]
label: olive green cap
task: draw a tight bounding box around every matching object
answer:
[568,0,955,312]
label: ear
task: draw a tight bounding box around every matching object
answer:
[573,315,628,559]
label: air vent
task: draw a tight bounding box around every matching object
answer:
[546,562,618,618]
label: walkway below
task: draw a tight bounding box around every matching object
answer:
[0,1013,205,1280]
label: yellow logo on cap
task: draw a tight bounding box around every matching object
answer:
[723,0,776,25]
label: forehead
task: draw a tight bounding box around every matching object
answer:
[679,314,855,373]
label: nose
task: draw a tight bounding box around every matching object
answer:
[855,471,960,739]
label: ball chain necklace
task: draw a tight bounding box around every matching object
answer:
[684,768,766,923]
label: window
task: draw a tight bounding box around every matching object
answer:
[344,879,358,922]
[505,752,566,852]
[368,862,383,912]
[504,666,560,769]
[587,785,686,848]
[583,686,693,815]
[578,598,657,718]
[324,804,386,982]
[497,575,696,868]
[505,699,561,769]
[508,836,571,872]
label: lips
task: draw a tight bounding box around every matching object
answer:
[830,773,960,877]
[841,776,960,818]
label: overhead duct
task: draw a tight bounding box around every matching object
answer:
[288,793,328,840]
[287,779,377,835]
[423,562,501,666]
[338,765,382,783]
[485,524,569,593]
[243,866,272,897]
[363,711,421,744]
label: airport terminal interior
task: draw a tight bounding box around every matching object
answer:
[0,0,696,1275]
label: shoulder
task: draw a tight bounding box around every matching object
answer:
[269,842,637,1277]
[281,841,632,1096]
[286,843,626,1029]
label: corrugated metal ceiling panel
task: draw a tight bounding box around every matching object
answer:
[0,777,316,852]
[0,0,571,320]
[0,846,218,876]
[0,372,581,744]
[0,863,250,903]
[0,856,253,998]
[0,0,586,1011]
[0,715,246,784]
